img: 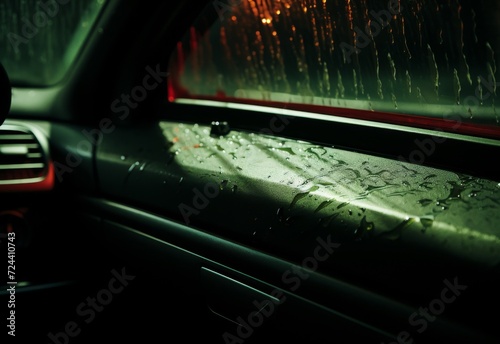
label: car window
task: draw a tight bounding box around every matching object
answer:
[168,0,500,137]
[0,0,106,86]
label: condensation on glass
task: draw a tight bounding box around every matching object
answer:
[169,0,500,127]
[0,0,106,85]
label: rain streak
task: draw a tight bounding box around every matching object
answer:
[171,0,500,125]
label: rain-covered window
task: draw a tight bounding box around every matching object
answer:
[0,0,106,86]
[169,0,500,134]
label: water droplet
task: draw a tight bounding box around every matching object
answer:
[120,155,126,161]
[420,215,434,232]
[348,209,353,216]
[284,216,295,226]
[314,200,333,213]
[275,147,296,155]
[231,185,238,193]
[354,216,375,240]
[337,202,349,210]
[139,163,147,171]
[128,161,140,173]
[378,218,414,241]
[290,186,319,209]
[220,180,229,190]
[179,177,184,184]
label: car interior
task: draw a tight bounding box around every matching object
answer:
[1,0,500,343]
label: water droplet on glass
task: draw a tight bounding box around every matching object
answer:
[120,155,126,161]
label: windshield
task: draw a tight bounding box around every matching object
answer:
[0,0,106,86]
[169,0,500,137]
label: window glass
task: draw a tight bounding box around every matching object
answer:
[169,0,500,134]
[0,0,106,86]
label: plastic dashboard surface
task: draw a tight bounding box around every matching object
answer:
[93,119,500,342]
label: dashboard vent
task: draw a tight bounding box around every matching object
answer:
[0,127,48,184]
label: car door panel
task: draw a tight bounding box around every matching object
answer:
[84,112,500,342]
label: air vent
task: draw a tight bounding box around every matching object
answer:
[0,124,53,191]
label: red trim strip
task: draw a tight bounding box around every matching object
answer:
[171,93,500,140]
